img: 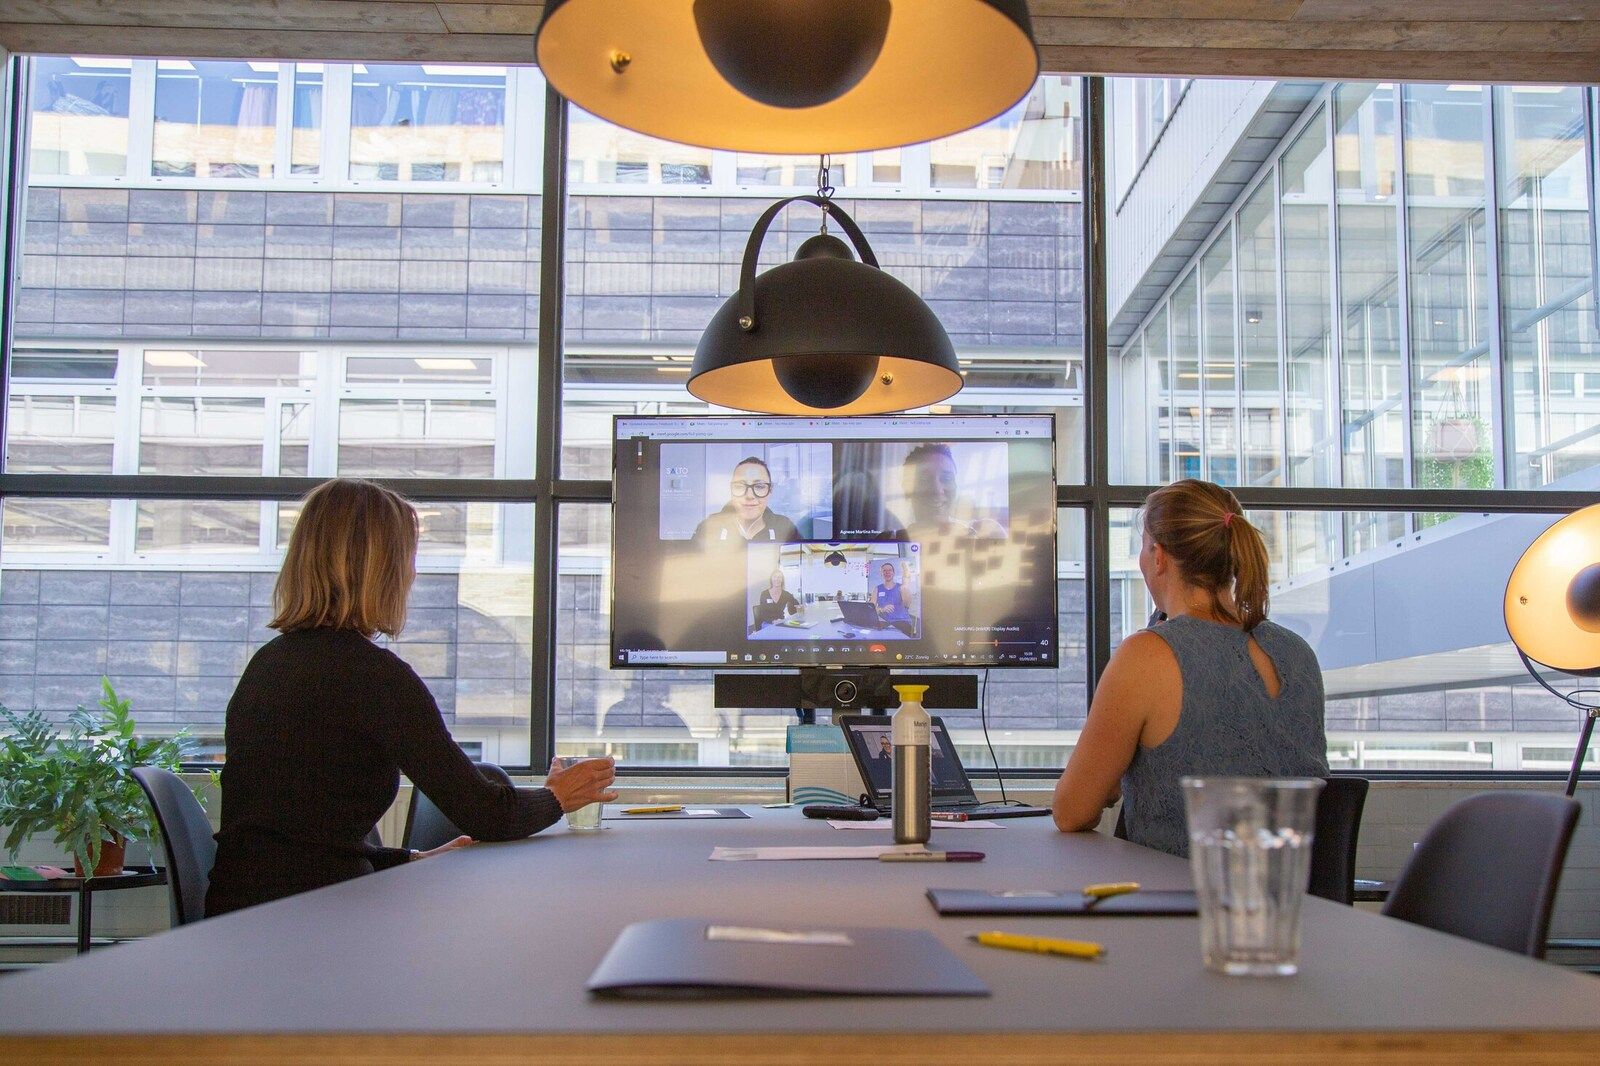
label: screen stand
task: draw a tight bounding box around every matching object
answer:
[713,668,977,723]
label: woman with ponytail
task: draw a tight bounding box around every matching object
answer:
[1052,479,1327,856]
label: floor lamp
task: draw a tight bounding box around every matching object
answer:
[1505,504,1600,797]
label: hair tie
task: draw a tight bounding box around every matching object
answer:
[1222,512,1235,530]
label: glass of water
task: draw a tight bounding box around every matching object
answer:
[556,756,607,832]
[1181,777,1323,976]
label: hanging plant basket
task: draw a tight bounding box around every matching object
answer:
[1427,417,1480,461]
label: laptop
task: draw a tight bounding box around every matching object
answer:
[836,714,1050,819]
[836,599,897,630]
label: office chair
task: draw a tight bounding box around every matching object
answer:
[132,766,217,927]
[1308,776,1369,905]
[402,761,516,852]
[1113,777,1369,905]
[1382,791,1579,958]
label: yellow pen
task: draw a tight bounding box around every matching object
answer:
[622,805,685,815]
[1082,881,1140,902]
[970,931,1105,960]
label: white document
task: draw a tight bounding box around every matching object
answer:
[709,844,927,861]
[826,819,1003,830]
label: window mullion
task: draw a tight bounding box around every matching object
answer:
[322,64,353,187]
[126,59,156,180]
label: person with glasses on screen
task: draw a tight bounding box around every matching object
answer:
[693,455,801,546]
[205,479,617,917]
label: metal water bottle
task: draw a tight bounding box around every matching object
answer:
[891,683,932,845]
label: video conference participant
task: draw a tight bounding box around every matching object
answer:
[893,443,1006,543]
[693,456,801,546]
[1050,479,1327,857]
[206,479,617,917]
[874,562,917,637]
[751,569,801,630]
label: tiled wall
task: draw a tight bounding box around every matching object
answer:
[17,188,1084,350]
[0,570,529,738]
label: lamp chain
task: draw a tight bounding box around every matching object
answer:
[816,154,834,234]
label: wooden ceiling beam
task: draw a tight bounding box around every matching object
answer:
[2,1,1598,84]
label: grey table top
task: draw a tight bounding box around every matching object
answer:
[1,809,1596,1037]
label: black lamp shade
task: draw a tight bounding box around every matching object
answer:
[688,197,961,416]
[535,0,1039,154]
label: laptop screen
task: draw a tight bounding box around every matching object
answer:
[838,716,975,802]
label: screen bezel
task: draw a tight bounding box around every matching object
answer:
[607,413,1059,670]
[836,714,977,804]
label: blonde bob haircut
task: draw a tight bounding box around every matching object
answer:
[270,479,419,638]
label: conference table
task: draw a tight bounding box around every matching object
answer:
[0,808,1596,1063]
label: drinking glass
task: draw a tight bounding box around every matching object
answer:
[1181,777,1323,976]
[556,756,606,832]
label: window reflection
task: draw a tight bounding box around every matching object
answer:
[153,60,279,179]
[29,56,131,177]
[349,64,506,182]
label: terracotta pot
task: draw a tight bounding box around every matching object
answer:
[72,836,126,878]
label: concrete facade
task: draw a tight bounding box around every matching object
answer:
[18,187,1083,351]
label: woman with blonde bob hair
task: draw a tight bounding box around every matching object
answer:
[206,479,616,917]
[1051,479,1327,856]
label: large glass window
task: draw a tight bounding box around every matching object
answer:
[1238,179,1284,488]
[349,64,507,183]
[1335,83,1406,550]
[928,75,1080,191]
[1496,85,1600,488]
[1200,230,1238,485]
[152,60,280,179]
[29,56,131,178]
[1405,84,1492,501]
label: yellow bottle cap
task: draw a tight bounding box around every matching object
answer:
[892,684,929,703]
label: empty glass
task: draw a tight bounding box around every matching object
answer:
[1181,777,1323,976]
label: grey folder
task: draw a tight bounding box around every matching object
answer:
[926,888,1199,916]
[587,918,990,999]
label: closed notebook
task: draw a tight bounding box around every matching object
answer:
[587,918,989,999]
[926,888,1199,916]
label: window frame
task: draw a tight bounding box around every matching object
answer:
[4,65,1599,779]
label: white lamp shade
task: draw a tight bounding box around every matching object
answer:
[1505,503,1600,675]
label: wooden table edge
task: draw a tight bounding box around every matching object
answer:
[2,1028,1595,1064]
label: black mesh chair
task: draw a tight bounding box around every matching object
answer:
[131,766,217,927]
[402,762,516,852]
[1308,776,1369,905]
[1115,777,1368,897]
[1383,791,1579,958]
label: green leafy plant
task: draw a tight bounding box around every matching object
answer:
[0,678,193,873]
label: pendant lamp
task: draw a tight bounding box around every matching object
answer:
[688,194,961,415]
[1505,503,1600,795]
[534,0,1039,154]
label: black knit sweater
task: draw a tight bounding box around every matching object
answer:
[205,627,561,916]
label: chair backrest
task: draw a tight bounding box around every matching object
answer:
[1382,791,1579,958]
[402,762,515,852]
[1115,777,1367,907]
[1308,776,1369,905]
[131,766,216,927]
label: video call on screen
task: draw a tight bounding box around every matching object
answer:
[611,416,1058,669]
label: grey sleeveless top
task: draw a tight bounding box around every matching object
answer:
[1120,616,1328,858]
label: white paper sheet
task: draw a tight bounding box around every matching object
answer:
[709,844,928,861]
[825,819,1003,830]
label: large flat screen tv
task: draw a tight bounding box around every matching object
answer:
[611,415,1057,669]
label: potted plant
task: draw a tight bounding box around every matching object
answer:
[0,679,193,877]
